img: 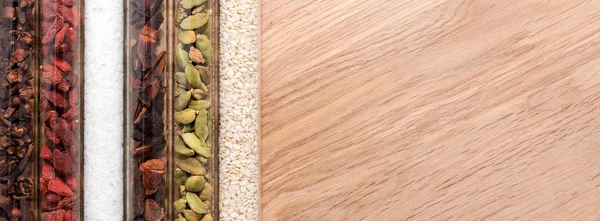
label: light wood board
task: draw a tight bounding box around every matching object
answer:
[260,0,600,220]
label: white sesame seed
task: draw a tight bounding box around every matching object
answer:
[219,0,259,220]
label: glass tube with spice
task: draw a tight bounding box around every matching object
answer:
[38,0,84,220]
[0,0,36,220]
[124,0,169,220]
[171,0,219,220]
[124,0,219,220]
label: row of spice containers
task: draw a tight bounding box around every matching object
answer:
[1,0,84,220]
[125,0,219,220]
[1,0,218,220]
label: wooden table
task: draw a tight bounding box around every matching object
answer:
[260,0,600,220]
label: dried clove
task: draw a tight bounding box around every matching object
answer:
[0,0,35,220]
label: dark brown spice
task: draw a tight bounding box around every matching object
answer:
[0,0,35,220]
[129,0,167,219]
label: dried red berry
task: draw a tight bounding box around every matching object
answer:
[62,107,77,120]
[42,15,64,44]
[44,209,65,221]
[41,144,53,161]
[65,175,77,191]
[55,24,70,47]
[44,127,61,145]
[69,88,78,106]
[58,196,75,210]
[42,65,63,85]
[42,163,56,181]
[65,28,77,51]
[43,90,69,108]
[51,57,73,73]
[45,193,63,203]
[48,179,73,196]
[45,110,59,123]
[52,149,73,175]
[58,82,70,92]
[41,183,49,195]
[63,210,76,221]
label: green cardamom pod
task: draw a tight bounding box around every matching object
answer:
[194,109,209,143]
[182,132,203,150]
[176,157,206,175]
[176,9,187,24]
[200,213,213,221]
[207,107,213,144]
[189,100,210,110]
[199,183,213,201]
[175,89,192,111]
[196,156,207,164]
[191,89,207,100]
[180,185,187,195]
[174,168,188,186]
[175,72,190,89]
[196,10,211,34]
[175,139,195,157]
[196,144,212,158]
[183,209,202,221]
[191,4,205,14]
[175,109,198,124]
[186,192,208,214]
[178,29,197,44]
[185,176,206,192]
[174,198,187,212]
[177,43,190,69]
[197,66,210,85]
[181,0,206,10]
[176,214,186,221]
[186,64,204,89]
[180,13,209,30]
[195,34,213,63]
[183,124,195,133]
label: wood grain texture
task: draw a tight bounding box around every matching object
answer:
[260,0,600,220]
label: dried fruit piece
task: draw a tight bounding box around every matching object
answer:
[140,159,166,195]
[43,163,56,181]
[53,149,74,175]
[43,90,69,108]
[144,199,165,221]
[44,209,65,221]
[48,179,73,196]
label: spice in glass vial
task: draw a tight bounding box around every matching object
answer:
[40,0,82,220]
[0,0,36,220]
[173,0,215,220]
[127,0,167,220]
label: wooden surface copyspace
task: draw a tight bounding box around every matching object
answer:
[260,0,600,220]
